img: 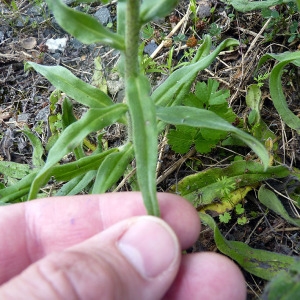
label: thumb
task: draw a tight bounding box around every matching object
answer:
[0,216,181,300]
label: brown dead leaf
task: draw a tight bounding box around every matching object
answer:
[20,37,37,50]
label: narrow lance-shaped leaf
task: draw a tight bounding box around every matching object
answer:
[25,62,114,108]
[0,172,38,204]
[258,185,300,227]
[51,149,117,182]
[127,74,159,216]
[200,212,296,280]
[45,0,124,50]
[257,51,300,69]
[92,143,134,194]
[269,57,300,133]
[28,104,128,199]
[22,127,45,168]
[140,0,179,24]
[62,97,85,159]
[56,174,88,196]
[152,36,239,108]
[220,0,289,12]
[156,106,269,169]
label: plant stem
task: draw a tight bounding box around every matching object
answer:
[125,0,140,78]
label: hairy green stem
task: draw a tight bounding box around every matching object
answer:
[125,0,140,78]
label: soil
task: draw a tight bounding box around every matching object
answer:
[1,1,300,299]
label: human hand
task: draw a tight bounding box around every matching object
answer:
[0,192,246,299]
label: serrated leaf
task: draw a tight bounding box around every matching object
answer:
[219,212,231,223]
[194,138,216,154]
[45,0,124,50]
[0,161,31,179]
[235,203,245,215]
[167,126,198,154]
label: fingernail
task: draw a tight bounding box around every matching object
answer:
[117,216,179,279]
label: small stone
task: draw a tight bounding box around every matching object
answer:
[35,106,49,122]
[197,0,211,18]
[144,41,158,55]
[0,31,4,43]
[46,37,68,53]
[63,0,76,5]
[107,73,125,96]
[94,7,112,26]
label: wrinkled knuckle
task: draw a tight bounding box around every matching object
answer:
[35,250,126,299]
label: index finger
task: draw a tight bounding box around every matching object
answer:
[0,192,200,284]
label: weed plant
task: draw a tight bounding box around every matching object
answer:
[1,0,300,297]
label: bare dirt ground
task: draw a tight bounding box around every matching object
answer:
[1,1,300,298]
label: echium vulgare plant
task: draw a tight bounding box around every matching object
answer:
[0,0,269,216]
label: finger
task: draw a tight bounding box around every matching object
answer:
[0,216,181,300]
[0,192,200,284]
[164,252,246,300]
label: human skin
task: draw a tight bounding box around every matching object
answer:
[0,192,246,299]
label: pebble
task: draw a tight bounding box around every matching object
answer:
[144,41,158,56]
[46,37,68,53]
[94,7,112,26]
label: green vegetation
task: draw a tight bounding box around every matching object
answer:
[1,0,300,297]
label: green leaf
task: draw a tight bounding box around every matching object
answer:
[25,62,114,108]
[91,56,108,94]
[167,126,199,154]
[28,104,128,199]
[152,36,239,108]
[257,52,300,69]
[246,84,262,124]
[92,143,134,194]
[61,97,85,159]
[22,127,45,168]
[235,203,245,215]
[51,149,117,182]
[257,51,300,133]
[170,160,289,206]
[45,0,124,50]
[269,56,300,133]
[56,171,97,196]
[126,74,159,216]
[0,172,38,204]
[237,216,247,225]
[0,161,31,179]
[219,212,231,223]
[200,212,296,280]
[258,185,300,227]
[140,0,179,24]
[220,0,289,12]
[156,106,269,168]
[262,261,300,300]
